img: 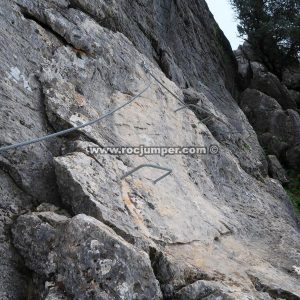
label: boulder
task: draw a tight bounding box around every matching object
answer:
[11,212,66,276]
[12,211,162,300]
[240,88,300,171]
[235,44,299,110]
[54,151,141,244]
[288,89,300,108]
[286,145,300,171]
[250,64,297,109]
[239,88,282,133]
[283,65,300,90]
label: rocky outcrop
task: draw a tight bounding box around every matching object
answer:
[12,209,162,299]
[236,43,300,174]
[283,65,300,90]
[239,88,300,170]
[0,0,299,299]
[0,170,32,300]
[250,62,297,110]
[289,89,300,108]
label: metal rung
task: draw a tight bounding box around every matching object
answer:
[121,164,172,184]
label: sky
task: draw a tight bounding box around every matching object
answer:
[206,0,243,50]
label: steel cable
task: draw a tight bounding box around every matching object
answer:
[0,66,151,153]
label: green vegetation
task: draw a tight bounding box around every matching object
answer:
[285,171,300,214]
[230,0,300,75]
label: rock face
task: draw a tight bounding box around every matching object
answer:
[236,43,300,173]
[1,0,300,299]
[250,63,297,110]
[239,88,300,170]
[283,65,300,90]
[12,210,162,300]
[267,155,288,184]
[0,170,32,300]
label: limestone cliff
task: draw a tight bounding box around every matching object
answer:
[0,0,299,299]
[236,43,300,175]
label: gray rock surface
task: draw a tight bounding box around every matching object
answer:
[0,170,32,300]
[236,43,300,172]
[240,88,300,168]
[283,65,300,90]
[267,155,288,184]
[44,287,69,300]
[289,89,300,108]
[174,280,232,300]
[0,0,299,299]
[250,64,297,110]
[173,279,275,300]
[235,46,252,89]
[13,211,162,300]
[286,145,300,171]
[68,0,238,95]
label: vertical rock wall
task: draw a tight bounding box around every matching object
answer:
[0,1,299,299]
